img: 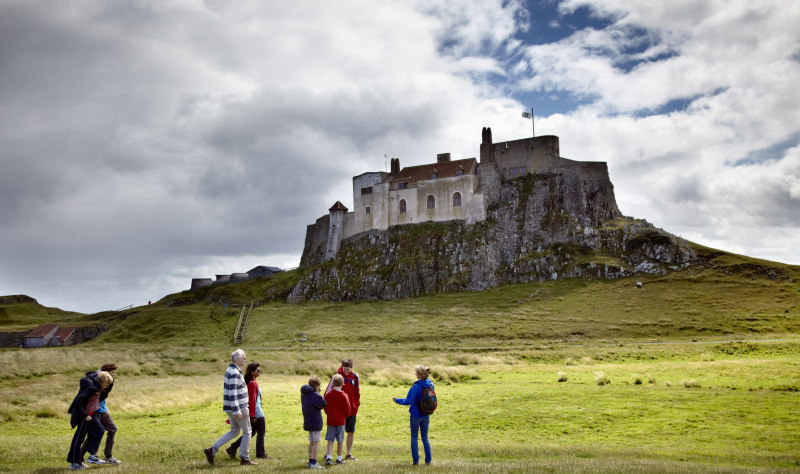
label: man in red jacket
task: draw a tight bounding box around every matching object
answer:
[325,358,361,461]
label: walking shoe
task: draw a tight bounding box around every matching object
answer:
[240,458,258,465]
[308,462,325,469]
[81,462,89,468]
[257,454,275,459]
[345,454,358,461]
[336,459,346,465]
[86,455,106,465]
[105,456,122,465]
[324,457,332,465]
[69,463,86,471]
[203,447,215,465]
[226,445,237,459]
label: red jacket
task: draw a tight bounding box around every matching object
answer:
[247,380,260,418]
[323,389,351,426]
[326,366,360,415]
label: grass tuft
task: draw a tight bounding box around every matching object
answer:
[557,371,568,382]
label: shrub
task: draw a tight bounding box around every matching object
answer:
[632,374,643,385]
[557,371,568,382]
[682,379,701,388]
[594,371,610,386]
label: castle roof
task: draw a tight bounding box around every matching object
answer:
[390,158,477,187]
[329,201,349,212]
[55,327,76,342]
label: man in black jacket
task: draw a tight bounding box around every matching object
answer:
[79,363,121,465]
[66,370,113,471]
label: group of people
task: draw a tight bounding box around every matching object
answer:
[203,349,435,468]
[63,349,435,470]
[66,363,121,471]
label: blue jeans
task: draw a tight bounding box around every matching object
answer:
[409,415,431,464]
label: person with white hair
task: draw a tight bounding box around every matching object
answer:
[203,349,257,465]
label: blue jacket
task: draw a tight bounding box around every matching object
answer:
[301,384,327,431]
[394,378,433,418]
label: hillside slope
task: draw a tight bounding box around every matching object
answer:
[92,246,799,347]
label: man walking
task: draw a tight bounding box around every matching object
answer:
[203,349,257,465]
[80,363,122,465]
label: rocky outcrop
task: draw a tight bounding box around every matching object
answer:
[0,295,38,305]
[288,173,695,303]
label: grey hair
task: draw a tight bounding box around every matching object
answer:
[231,349,246,363]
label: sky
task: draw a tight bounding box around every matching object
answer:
[1,0,798,314]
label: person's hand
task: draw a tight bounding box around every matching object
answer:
[250,417,256,425]
[85,415,92,421]
[235,412,242,420]
[392,397,397,402]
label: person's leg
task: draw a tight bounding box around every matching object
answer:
[409,415,421,464]
[85,415,106,462]
[324,425,334,460]
[420,416,431,464]
[254,417,266,458]
[237,415,252,460]
[67,419,89,464]
[211,414,242,454]
[100,413,117,459]
[345,414,356,457]
[310,440,320,461]
[229,435,243,451]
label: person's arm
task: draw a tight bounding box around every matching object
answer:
[343,393,351,418]
[393,384,420,406]
[313,392,327,410]
[354,374,361,409]
[248,381,258,418]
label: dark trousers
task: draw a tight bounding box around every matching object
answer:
[80,412,117,458]
[231,416,266,458]
[67,416,104,463]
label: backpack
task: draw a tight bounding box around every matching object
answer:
[416,383,437,415]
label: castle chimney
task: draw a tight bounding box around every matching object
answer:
[390,158,400,176]
[437,153,451,163]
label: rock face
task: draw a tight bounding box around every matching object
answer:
[288,172,695,303]
[0,295,38,305]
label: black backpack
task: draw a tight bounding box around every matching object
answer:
[416,383,437,415]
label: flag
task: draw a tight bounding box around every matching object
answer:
[521,111,531,119]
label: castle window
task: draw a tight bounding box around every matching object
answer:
[455,169,463,176]
[361,187,373,195]
[366,206,371,214]
[399,199,407,213]
[427,195,435,210]
[398,182,407,190]
[429,173,437,179]
[453,192,462,207]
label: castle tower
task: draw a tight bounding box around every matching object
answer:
[325,201,348,260]
[480,127,494,163]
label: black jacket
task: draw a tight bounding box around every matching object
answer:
[67,370,104,428]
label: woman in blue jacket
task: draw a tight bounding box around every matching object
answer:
[392,365,433,465]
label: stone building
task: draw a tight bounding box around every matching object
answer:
[301,127,618,265]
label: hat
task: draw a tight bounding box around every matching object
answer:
[101,363,117,371]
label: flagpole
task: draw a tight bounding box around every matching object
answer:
[531,107,535,138]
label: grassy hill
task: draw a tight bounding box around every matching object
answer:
[62,242,798,347]
[0,296,92,332]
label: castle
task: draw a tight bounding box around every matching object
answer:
[301,127,618,266]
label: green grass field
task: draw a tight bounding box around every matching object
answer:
[1,245,799,472]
